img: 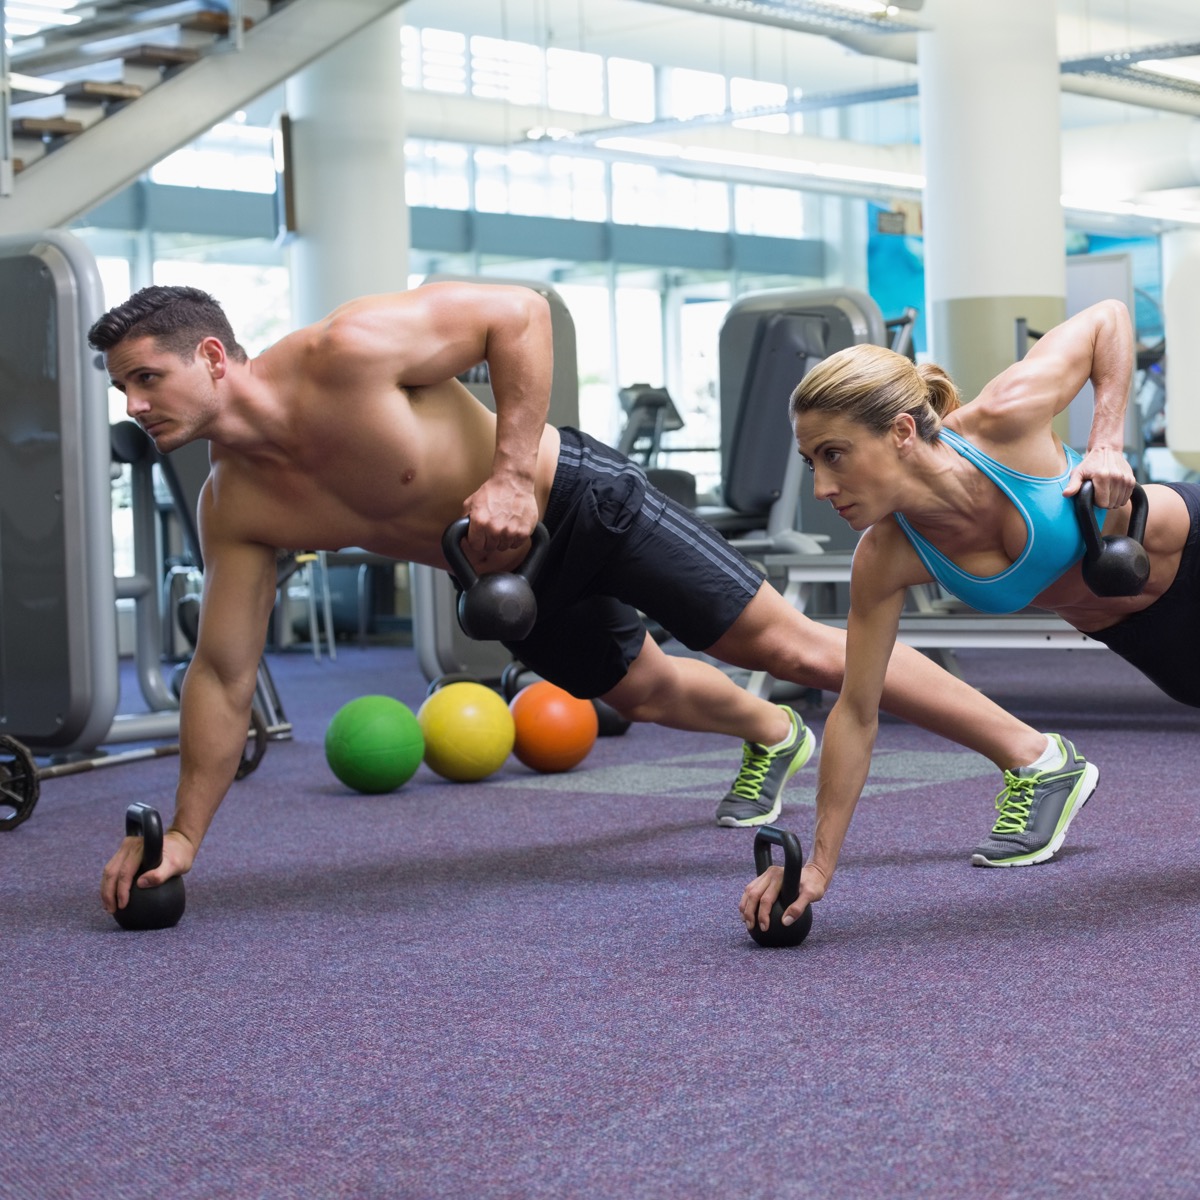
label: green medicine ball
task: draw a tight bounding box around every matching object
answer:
[324,695,425,794]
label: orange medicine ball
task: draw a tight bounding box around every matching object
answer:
[508,680,599,773]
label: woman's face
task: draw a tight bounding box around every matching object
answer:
[793,410,902,531]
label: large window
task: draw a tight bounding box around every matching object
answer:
[471,35,543,105]
[669,293,731,497]
[610,162,730,231]
[473,148,607,221]
[149,119,276,193]
[400,26,812,238]
[546,47,606,115]
[734,184,805,237]
[730,77,791,133]
[402,26,468,94]
[607,58,655,123]
[554,283,614,443]
[153,260,291,356]
[662,67,727,120]
[405,140,471,210]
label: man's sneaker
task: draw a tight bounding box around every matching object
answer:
[715,706,816,827]
[970,734,1099,867]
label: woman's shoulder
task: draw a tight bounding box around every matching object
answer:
[854,518,934,592]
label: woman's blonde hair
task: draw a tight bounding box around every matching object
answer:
[788,344,960,442]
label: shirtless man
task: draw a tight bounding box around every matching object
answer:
[94,282,1091,917]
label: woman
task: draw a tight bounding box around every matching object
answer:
[741,299,1199,935]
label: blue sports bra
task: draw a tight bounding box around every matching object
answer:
[893,427,1103,615]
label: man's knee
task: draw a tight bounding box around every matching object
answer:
[600,642,675,723]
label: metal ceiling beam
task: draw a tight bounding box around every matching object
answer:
[638,2,1200,118]
[564,82,918,145]
[633,0,926,39]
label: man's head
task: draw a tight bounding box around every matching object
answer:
[92,286,247,452]
[88,285,247,364]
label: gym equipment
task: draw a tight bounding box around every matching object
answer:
[748,825,813,949]
[442,519,550,642]
[411,277,579,690]
[417,681,515,782]
[509,681,599,773]
[0,715,272,832]
[324,696,425,794]
[0,738,39,831]
[0,230,290,830]
[1074,481,1150,598]
[616,383,684,468]
[499,661,632,738]
[112,803,186,932]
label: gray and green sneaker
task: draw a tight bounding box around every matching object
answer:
[715,706,816,827]
[970,734,1099,867]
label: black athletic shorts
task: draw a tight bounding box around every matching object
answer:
[498,427,765,699]
[1086,481,1200,708]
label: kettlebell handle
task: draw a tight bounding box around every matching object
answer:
[1073,480,1106,561]
[441,518,550,588]
[1074,480,1149,546]
[125,802,164,874]
[752,825,803,909]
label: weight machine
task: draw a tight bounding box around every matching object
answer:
[0,230,285,831]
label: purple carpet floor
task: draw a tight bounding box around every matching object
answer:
[3,640,1199,1199]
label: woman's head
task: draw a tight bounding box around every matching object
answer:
[788,344,960,442]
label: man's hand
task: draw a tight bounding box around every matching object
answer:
[462,476,539,559]
[100,828,196,915]
[1064,446,1137,510]
[739,861,829,933]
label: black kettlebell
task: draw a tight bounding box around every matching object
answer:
[113,803,186,931]
[1073,480,1150,598]
[748,825,813,949]
[442,518,550,642]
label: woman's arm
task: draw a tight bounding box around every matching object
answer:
[975,299,1136,507]
[740,529,911,931]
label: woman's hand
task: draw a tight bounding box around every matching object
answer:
[739,861,829,933]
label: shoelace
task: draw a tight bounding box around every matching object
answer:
[991,770,1035,834]
[728,731,794,800]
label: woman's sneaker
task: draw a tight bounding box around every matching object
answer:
[715,706,816,827]
[970,734,1099,867]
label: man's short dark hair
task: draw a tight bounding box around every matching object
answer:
[87,284,247,362]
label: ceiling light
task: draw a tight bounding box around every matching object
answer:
[1136,58,1200,86]
[1061,194,1200,228]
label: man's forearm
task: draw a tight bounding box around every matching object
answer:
[169,668,256,851]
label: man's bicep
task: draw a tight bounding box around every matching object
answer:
[395,283,549,387]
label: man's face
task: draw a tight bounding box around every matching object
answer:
[105,335,219,452]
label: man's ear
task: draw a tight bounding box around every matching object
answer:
[197,336,228,379]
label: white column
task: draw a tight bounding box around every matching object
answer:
[918,0,1065,398]
[285,8,410,327]
[1162,228,1200,471]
